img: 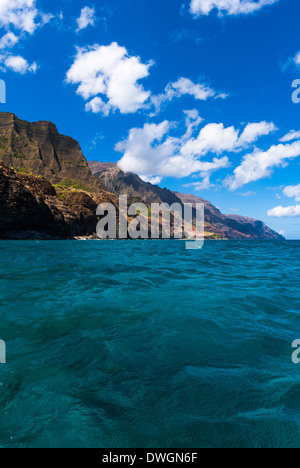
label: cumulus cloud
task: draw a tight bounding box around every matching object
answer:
[141,175,163,185]
[152,77,226,114]
[284,51,300,71]
[66,42,228,116]
[0,1,52,73]
[190,0,278,17]
[239,121,277,144]
[84,97,111,116]
[294,52,300,66]
[280,130,300,142]
[225,141,300,190]
[0,54,37,74]
[0,0,52,34]
[183,109,204,139]
[116,118,231,181]
[171,77,217,100]
[181,120,276,158]
[164,77,215,100]
[283,184,300,202]
[66,43,153,115]
[181,123,239,158]
[183,174,217,190]
[76,6,96,32]
[0,32,18,49]
[268,205,300,218]
[116,115,274,183]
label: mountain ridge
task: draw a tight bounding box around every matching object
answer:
[0,111,284,240]
[89,161,284,240]
[0,112,104,192]
[88,160,181,206]
[174,192,283,240]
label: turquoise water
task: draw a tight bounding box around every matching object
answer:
[0,240,300,448]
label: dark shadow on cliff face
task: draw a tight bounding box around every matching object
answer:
[89,162,284,241]
[0,163,101,239]
[0,112,284,241]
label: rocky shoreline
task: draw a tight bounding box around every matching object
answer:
[0,111,285,241]
[0,163,117,240]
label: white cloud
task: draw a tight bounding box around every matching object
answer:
[66,43,152,115]
[280,130,300,142]
[116,114,235,182]
[169,77,216,100]
[183,109,204,139]
[190,0,278,17]
[226,141,300,190]
[268,205,300,218]
[85,96,111,116]
[76,6,96,32]
[184,174,216,190]
[181,122,239,157]
[283,184,300,202]
[152,77,226,114]
[116,117,277,183]
[0,0,52,34]
[141,175,163,185]
[239,121,277,144]
[0,32,18,49]
[181,120,275,157]
[1,54,37,74]
[116,120,177,177]
[67,45,227,117]
[196,176,214,190]
[0,1,52,73]
[294,52,300,66]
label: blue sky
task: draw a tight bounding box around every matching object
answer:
[0,0,300,238]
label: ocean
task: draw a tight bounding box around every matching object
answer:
[0,240,299,448]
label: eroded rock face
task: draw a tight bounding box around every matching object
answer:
[174,193,285,240]
[0,113,104,192]
[89,161,284,240]
[0,163,103,239]
[0,112,284,241]
[0,162,285,241]
[89,161,182,206]
[224,214,283,240]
